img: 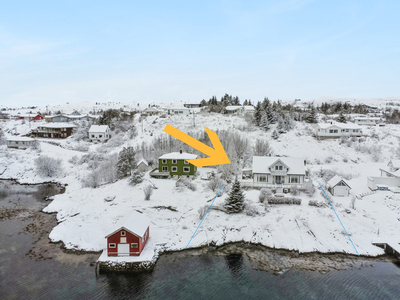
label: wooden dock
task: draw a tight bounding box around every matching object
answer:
[372,240,400,259]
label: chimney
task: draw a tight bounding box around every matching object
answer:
[180,150,182,154]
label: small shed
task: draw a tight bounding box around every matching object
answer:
[88,125,111,142]
[6,137,36,149]
[105,212,151,256]
[328,175,351,197]
[137,159,149,172]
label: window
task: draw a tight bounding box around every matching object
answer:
[290,177,298,183]
[91,134,95,138]
[353,129,358,132]
[346,129,349,132]
[121,231,126,236]
[131,243,138,248]
[279,166,282,170]
[329,130,334,133]
[172,159,177,164]
[162,166,168,172]
[259,175,266,182]
[275,166,278,170]
[184,160,189,164]
[183,167,190,172]
[120,237,127,243]
[162,159,167,164]
[99,135,102,138]
[333,130,338,133]
[109,243,116,248]
[172,166,178,172]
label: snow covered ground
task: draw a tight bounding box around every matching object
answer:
[1,104,400,258]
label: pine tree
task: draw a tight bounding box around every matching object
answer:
[243,99,248,106]
[276,116,286,133]
[272,130,279,139]
[337,111,347,123]
[305,105,317,123]
[117,147,137,179]
[260,112,270,131]
[224,178,245,213]
[254,101,262,126]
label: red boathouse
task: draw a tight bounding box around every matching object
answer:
[105,212,150,256]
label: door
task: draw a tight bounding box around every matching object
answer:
[275,176,281,184]
[335,186,347,197]
[117,244,130,256]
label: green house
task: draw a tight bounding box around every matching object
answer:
[150,151,198,178]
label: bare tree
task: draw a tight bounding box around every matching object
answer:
[198,205,208,220]
[232,132,249,161]
[35,156,63,178]
[253,138,272,156]
[208,176,224,192]
[143,185,153,200]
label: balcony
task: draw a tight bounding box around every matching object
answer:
[149,168,170,178]
[270,170,288,176]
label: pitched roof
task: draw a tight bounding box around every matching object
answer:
[243,106,255,111]
[317,122,361,130]
[327,175,350,188]
[252,156,305,175]
[89,125,109,132]
[38,123,77,128]
[389,160,400,169]
[105,212,151,238]
[225,106,242,111]
[137,158,148,166]
[7,136,35,142]
[159,152,198,160]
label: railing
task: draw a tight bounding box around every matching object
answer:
[241,180,312,189]
[149,168,170,177]
[270,170,288,176]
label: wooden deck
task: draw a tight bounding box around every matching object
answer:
[372,240,400,259]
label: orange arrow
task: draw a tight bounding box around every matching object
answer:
[163,124,230,167]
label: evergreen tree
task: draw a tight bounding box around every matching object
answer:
[254,101,262,126]
[232,96,240,105]
[243,99,248,106]
[248,99,252,106]
[276,116,286,133]
[262,97,271,111]
[337,111,347,123]
[305,105,317,123]
[117,147,137,179]
[272,130,279,139]
[223,178,245,213]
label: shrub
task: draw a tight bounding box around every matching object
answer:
[35,156,63,178]
[308,200,326,207]
[259,188,273,203]
[303,184,315,197]
[143,185,153,200]
[176,177,197,191]
[267,197,301,205]
[129,169,144,186]
[208,176,224,192]
[79,153,106,170]
[68,155,79,165]
[244,202,260,217]
[198,205,208,220]
[290,185,299,196]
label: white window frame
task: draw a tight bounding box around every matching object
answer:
[131,243,138,248]
[259,175,267,182]
[183,167,190,172]
[120,237,127,243]
[172,166,178,172]
[121,231,126,236]
[109,243,116,248]
[162,166,168,172]
[162,159,167,164]
[172,159,177,164]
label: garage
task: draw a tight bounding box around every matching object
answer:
[117,244,129,256]
[328,175,351,197]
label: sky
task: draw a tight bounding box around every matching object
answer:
[0,0,399,107]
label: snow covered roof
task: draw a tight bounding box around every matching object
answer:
[327,175,350,188]
[159,152,198,160]
[225,106,242,111]
[354,116,380,120]
[89,125,109,132]
[316,122,361,130]
[105,212,151,238]
[169,107,189,110]
[38,123,77,128]
[6,136,35,142]
[252,156,305,175]
[144,107,163,112]
[389,160,400,169]
[137,159,148,166]
[243,106,255,111]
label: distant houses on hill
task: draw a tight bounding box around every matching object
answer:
[32,123,77,138]
[6,137,37,149]
[44,114,98,123]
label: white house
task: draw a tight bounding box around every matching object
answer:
[143,107,164,116]
[244,156,308,190]
[88,125,111,142]
[168,107,190,115]
[225,106,255,116]
[327,175,351,197]
[367,160,400,191]
[137,159,149,172]
[314,122,363,139]
[354,116,382,126]
[6,137,37,149]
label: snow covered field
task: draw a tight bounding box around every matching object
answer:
[1,103,400,258]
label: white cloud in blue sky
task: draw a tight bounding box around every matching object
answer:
[0,0,399,106]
